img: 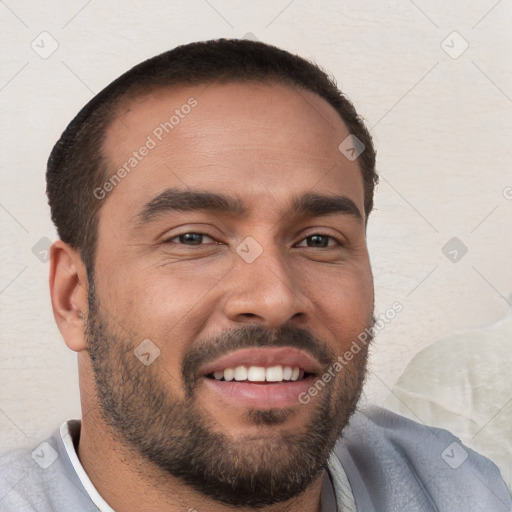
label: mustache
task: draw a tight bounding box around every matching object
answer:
[181,324,336,394]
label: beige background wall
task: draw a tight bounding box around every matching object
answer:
[1,0,511,456]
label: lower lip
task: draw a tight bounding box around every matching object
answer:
[203,376,315,409]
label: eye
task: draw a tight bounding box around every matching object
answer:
[164,232,341,248]
[296,234,340,248]
[165,232,217,245]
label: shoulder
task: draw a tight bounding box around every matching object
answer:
[0,424,96,512]
[333,405,512,511]
[0,441,57,512]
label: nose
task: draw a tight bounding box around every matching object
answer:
[222,244,311,328]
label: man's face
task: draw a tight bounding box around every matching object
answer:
[86,82,374,506]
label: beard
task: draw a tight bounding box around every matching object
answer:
[85,279,371,508]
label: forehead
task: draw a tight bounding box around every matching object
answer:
[99,82,364,223]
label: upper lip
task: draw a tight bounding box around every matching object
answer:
[199,347,322,376]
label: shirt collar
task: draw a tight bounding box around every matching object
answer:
[60,420,115,512]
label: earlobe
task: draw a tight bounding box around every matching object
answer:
[49,240,89,352]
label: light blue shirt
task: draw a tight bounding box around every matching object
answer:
[0,406,509,511]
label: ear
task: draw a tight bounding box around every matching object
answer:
[49,240,89,352]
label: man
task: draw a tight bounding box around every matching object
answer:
[0,39,509,511]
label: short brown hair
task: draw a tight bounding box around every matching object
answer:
[46,38,377,274]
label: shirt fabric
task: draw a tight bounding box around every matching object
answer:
[0,405,510,511]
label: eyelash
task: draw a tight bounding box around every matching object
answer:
[163,232,342,248]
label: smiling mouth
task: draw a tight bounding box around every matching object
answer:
[205,365,313,383]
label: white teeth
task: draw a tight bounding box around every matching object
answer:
[210,365,305,382]
[266,365,283,382]
[234,366,248,381]
[247,366,266,381]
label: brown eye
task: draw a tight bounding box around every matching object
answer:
[166,233,216,245]
[297,235,338,248]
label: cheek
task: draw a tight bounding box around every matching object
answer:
[300,258,374,346]
[141,258,233,314]
[95,259,231,365]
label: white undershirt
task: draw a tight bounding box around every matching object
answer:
[326,450,357,511]
[60,421,115,512]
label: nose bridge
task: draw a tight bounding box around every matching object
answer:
[224,240,307,326]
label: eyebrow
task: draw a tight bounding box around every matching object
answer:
[134,188,363,226]
[135,189,247,224]
[290,192,362,221]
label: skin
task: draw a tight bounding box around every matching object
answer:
[49,82,374,511]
